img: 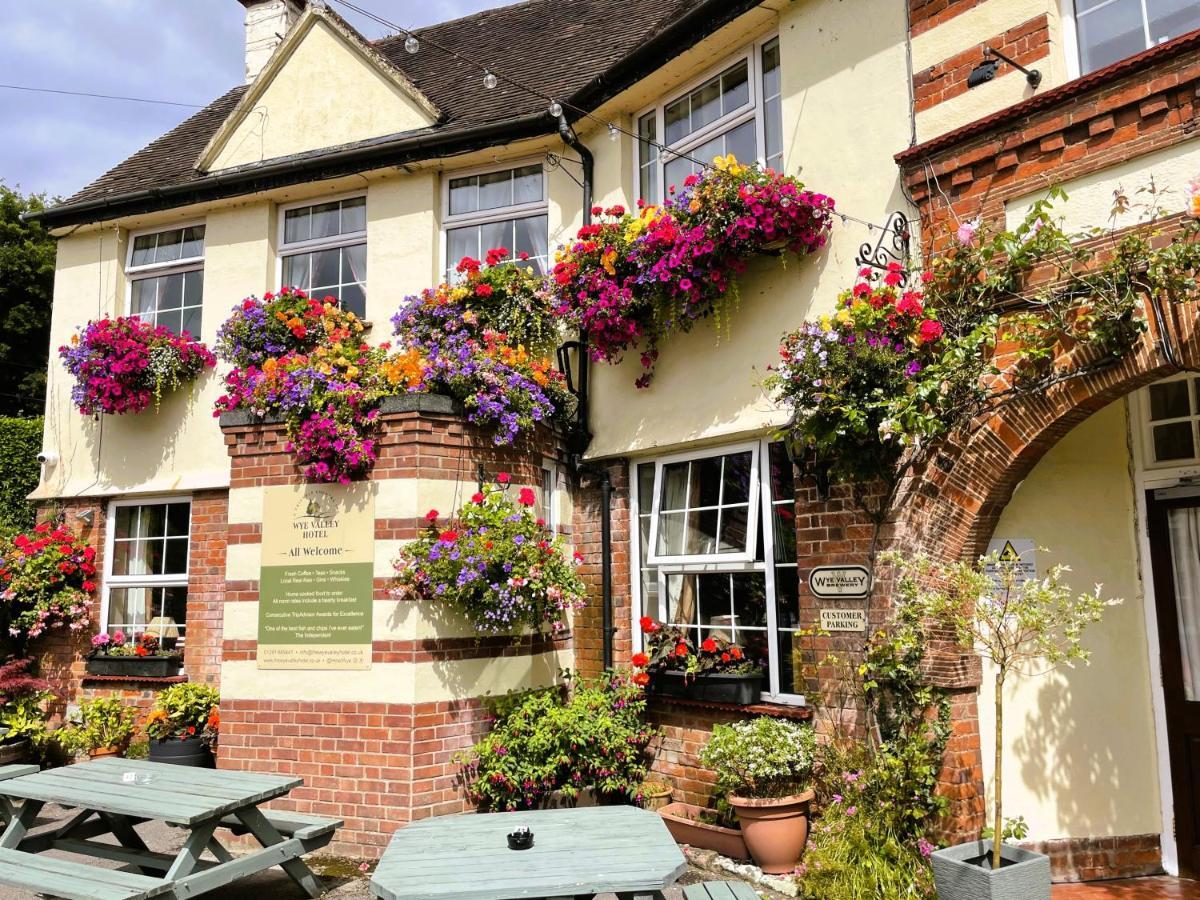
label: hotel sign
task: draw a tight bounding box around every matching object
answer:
[258,483,375,670]
[808,565,872,599]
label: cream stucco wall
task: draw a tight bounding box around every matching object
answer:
[978,399,1162,840]
[207,16,435,172]
[586,0,916,458]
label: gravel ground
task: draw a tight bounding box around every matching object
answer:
[0,804,726,900]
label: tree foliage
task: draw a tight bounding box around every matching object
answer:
[0,417,42,535]
[0,183,55,416]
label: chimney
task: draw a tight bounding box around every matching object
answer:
[238,0,306,84]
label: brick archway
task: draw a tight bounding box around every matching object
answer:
[889,299,1199,850]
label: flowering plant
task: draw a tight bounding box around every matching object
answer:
[144,682,219,749]
[700,716,817,799]
[0,522,95,643]
[215,287,365,368]
[767,264,950,484]
[552,157,835,386]
[392,252,574,445]
[391,477,586,635]
[59,316,215,415]
[89,630,177,658]
[456,671,655,811]
[633,617,761,685]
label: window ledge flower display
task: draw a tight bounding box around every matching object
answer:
[85,630,182,678]
[391,476,585,636]
[59,316,215,416]
[0,522,95,646]
[634,617,764,705]
[552,157,835,386]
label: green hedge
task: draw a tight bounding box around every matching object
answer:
[0,418,42,534]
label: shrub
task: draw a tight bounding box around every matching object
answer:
[456,672,655,811]
[0,418,41,535]
[0,657,51,751]
[57,697,137,755]
[144,682,219,748]
[700,717,816,799]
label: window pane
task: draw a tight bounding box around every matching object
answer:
[718,505,749,552]
[664,95,690,145]
[691,78,723,132]
[660,463,690,511]
[1078,0,1147,72]
[664,155,692,193]
[722,452,753,503]
[777,629,803,695]
[281,253,310,289]
[447,226,477,275]
[657,512,686,556]
[725,119,757,166]
[164,537,189,575]
[762,39,781,99]
[774,567,800,628]
[311,248,341,291]
[693,456,723,507]
[131,234,156,267]
[697,573,732,627]
[310,201,342,240]
[479,220,510,257]
[685,509,719,555]
[1154,422,1195,462]
[772,503,797,563]
[638,112,660,202]
[138,505,167,539]
[107,586,188,635]
[449,175,478,216]
[721,61,750,115]
[343,243,367,284]
[154,229,183,263]
[167,503,190,536]
[512,165,543,205]
[160,271,184,310]
[477,169,512,211]
[731,573,767,628]
[284,207,311,244]
[1147,0,1200,43]
[513,215,548,270]
[115,507,136,540]
[181,306,202,339]
[130,278,158,316]
[157,309,182,336]
[341,197,367,234]
[340,283,366,319]
[181,225,205,259]
[1150,381,1191,420]
[767,442,795,500]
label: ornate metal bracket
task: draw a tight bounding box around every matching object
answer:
[855,210,912,285]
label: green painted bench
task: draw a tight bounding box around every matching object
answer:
[0,846,172,899]
[683,881,761,900]
[219,809,342,850]
[0,764,38,823]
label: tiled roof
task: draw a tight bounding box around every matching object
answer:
[53,0,724,213]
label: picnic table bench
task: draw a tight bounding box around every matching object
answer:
[0,757,341,900]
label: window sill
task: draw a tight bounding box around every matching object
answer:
[648,695,811,720]
[81,674,189,686]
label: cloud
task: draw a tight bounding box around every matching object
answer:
[0,0,502,199]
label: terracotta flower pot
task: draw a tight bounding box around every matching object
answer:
[658,801,748,860]
[88,747,120,759]
[640,780,673,811]
[727,790,814,874]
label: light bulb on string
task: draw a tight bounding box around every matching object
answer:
[483,71,498,90]
[548,100,563,118]
[404,34,420,54]
[608,124,619,142]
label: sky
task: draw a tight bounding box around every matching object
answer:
[0,0,499,200]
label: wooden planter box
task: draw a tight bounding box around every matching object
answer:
[650,671,763,705]
[85,654,183,678]
[659,801,748,860]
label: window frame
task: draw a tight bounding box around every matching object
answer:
[276,192,368,314]
[632,34,780,204]
[1066,0,1200,76]
[124,221,207,336]
[645,440,762,566]
[1139,372,1200,469]
[100,496,192,642]
[631,439,804,705]
[439,158,550,281]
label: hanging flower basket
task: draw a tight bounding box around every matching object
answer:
[0,522,95,643]
[59,316,215,416]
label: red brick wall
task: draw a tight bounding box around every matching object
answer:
[217,401,567,857]
[909,0,989,37]
[572,461,632,677]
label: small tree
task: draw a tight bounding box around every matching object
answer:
[887,550,1119,869]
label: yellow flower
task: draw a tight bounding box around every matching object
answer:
[819,315,832,331]
[346,366,359,379]
[601,248,617,276]
[836,308,853,326]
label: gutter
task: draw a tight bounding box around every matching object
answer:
[29,0,767,230]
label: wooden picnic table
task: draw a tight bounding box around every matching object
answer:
[0,757,341,900]
[370,805,687,900]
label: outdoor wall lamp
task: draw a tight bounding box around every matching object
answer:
[968,46,1042,89]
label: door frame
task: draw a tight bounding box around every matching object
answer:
[1129,389,1200,877]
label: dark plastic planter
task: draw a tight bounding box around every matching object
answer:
[650,671,764,705]
[148,735,214,768]
[85,654,183,678]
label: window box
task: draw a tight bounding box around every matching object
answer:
[650,670,764,706]
[84,654,183,679]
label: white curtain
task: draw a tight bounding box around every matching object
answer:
[1168,507,1200,701]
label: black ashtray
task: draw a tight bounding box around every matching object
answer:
[507,827,534,850]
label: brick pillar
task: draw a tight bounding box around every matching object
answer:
[183,490,228,685]
[572,460,631,677]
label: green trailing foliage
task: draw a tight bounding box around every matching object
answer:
[0,417,42,535]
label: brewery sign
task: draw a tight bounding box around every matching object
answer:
[808,565,872,599]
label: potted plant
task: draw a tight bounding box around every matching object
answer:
[700,716,817,873]
[634,618,764,705]
[640,779,673,812]
[0,658,52,764]
[57,697,137,759]
[889,550,1118,899]
[86,630,183,678]
[658,799,749,860]
[144,683,219,767]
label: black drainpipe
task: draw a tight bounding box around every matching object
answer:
[557,114,614,670]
